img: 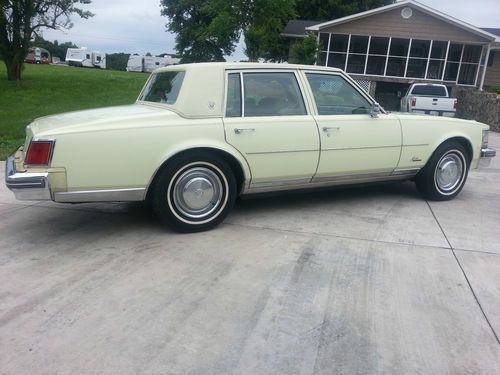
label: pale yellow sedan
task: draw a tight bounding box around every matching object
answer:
[5,63,496,232]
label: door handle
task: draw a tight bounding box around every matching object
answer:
[322,126,340,136]
[234,128,255,134]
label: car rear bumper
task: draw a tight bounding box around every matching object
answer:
[5,155,52,200]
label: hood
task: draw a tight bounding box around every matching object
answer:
[391,112,489,129]
[28,103,181,138]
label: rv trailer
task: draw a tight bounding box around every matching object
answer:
[65,48,106,69]
[25,47,51,64]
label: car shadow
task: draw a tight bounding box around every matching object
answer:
[233,180,421,214]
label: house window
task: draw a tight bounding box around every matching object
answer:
[389,38,409,56]
[458,45,481,85]
[346,36,368,73]
[328,34,349,70]
[487,51,495,67]
[315,33,482,85]
[444,43,462,81]
[427,40,447,79]
[366,37,389,75]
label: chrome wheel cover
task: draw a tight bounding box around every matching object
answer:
[171,166,224,219]
[434,151,465,194]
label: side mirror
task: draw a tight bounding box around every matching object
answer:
[371,102,381,118]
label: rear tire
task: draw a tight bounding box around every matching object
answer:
[415,141,469,201]
[151,152,237,232]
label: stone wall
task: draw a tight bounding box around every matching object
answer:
[456,87,500,132]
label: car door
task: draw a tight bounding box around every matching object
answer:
[303,72,402,182]
[223,71,320,188]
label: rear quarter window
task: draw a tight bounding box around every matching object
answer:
[139,71,185,104]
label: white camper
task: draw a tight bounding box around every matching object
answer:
[65,48,106,69]
[126,54,180,73]
[126,54,144,72]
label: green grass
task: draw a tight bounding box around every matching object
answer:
[0,63,149,159]
[485,85,500,94]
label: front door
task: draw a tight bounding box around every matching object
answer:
[304,72,401,182]
[223,71,320,188]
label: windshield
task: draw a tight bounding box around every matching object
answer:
[139,71,185,104]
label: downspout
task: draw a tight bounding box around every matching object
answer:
[479,44,491,91]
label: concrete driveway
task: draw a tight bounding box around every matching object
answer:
[1,134,499,375]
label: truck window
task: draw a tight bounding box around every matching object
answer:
[411,85,447,97]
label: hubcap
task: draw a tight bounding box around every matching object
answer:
[172,167,223,219]
[435,152,464,193]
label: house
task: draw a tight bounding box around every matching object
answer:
[283,0,500,110]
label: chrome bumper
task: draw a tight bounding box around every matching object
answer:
[481,148,496,158]
[479,147,496,168]
[5,156,52,200]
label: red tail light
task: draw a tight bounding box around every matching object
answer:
[454,99,457,109]
[411,98,417,107]
[25,140,54,166]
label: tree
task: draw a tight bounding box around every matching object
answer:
[295,0,395,22]
[0,1,93,81]
[289,34,318,65]
[160,0,242,63]
[243,0,295,62]
[106,52,129,71]
[160,0,395,63]
[31,36,78,60]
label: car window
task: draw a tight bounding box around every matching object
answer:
[226,73,242,117]
[242,72,306,117]
[306,73,371,115]
[139,71,185,104]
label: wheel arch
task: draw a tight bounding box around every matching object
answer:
[435,136,474,163]
[146,146,249,200]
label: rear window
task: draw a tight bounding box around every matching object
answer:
[411,85,447,97]
[139,71,185,104]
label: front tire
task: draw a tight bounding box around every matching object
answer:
[415,141,469,201]
[151,152,237,232]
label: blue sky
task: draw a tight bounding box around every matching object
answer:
[41,0,500,60]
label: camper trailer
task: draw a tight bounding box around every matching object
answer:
[126,54,144,72]
[25,47,51,64]
[65,48,106,69]
[126,54,179,72]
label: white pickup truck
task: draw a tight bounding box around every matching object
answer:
[400,83,457,117]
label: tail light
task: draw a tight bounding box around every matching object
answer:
[411,98,417,107]
[25,140,55,166]
[453,99,457,109]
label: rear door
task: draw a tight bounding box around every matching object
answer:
[223,70,320,188]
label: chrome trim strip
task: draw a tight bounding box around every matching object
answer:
[243,173,411,195]
[403,143,429,147]
[391,168,420,176]
[246,149,318,155]
[312,171,391,183]
[321,145,400,151]
[481,148,496,158]
[250,178,311,189]
[54,188,146,203]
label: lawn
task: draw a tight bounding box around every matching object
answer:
[0,63,149,160]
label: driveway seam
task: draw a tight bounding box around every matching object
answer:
[224,221,452,251]
[426,200,500,345]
